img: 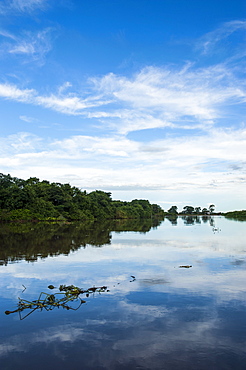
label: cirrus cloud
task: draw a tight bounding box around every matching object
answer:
[0,59,245,133]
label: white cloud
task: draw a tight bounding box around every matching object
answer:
[0,132,42,155]
[11,0,47,12]
[0,127,245,207]
[19,115,38,123]
[198,20,246,55]
[0,60,245,131]
[9,41,35,54]
[91,63,245,133]
[58,81,72,94]
[0,83,34,102]
[52,135,136,158]
[0,29,16,40]
[0,28,54,64]
[0,82,111,114]
[0,20,245,127]
[35,94,109,114]
[0,0,48,14]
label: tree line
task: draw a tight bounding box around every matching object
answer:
[224,210,246,221]
[166,205,246,220]
[167,204,216,215]
[0,173,164,221]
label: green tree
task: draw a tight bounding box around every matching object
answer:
[87,190,114,219]
[182,206,195,214]
[201,208,209,214]
[0,173,165,221]
[151,203,165,217]
[195,207,201,214]
[168,205,178,214]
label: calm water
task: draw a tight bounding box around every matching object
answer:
[0,217,245,370]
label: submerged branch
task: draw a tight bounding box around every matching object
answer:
[5,284,109,320]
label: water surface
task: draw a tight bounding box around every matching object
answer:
[0,216,245,369]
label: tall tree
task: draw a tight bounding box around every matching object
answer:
[182,206,194,214]
[168,205,178,214]
[195,207,201,214]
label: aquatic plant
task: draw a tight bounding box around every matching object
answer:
[5,284,109,320]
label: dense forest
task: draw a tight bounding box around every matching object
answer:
[0,173,164,221]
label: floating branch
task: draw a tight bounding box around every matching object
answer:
[5,284,109,320]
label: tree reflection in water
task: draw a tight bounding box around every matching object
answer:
[0,216,216,265]
[0,219,161,265]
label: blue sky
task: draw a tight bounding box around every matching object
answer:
[0,0,245,212]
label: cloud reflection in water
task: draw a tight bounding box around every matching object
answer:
[0,217,246,369]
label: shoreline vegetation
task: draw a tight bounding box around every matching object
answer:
[0,173,164,222]
[222,210,246,221]
[165,206,246,221]
[0,174,245,222]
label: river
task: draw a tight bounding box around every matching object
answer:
[0,216,245,369]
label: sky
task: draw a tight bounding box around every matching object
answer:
[0,0,245,212]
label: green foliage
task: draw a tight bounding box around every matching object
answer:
[152,203,164,216]
[209,204,215,213]
[166,204,216,215]
[182,206,195,214]
[195,207,201,214]
[0,209,34,221]
[87,190,114,219]
[113,199,164,220]
[0,173,164,221]
[201,208,209,214]
[5,284,108,320]
[167,205,178,214]
[224,210,246,221]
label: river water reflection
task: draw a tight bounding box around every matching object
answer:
[0,216,245,369]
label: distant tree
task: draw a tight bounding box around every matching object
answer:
[195,207,201,214]
[201,207,209,215]
[151,203,165,217]
[182,206,195,214]
[130,199,153,218]
[26,177,40,185]
[168,205,178,214]
[224,210,246,221]
[209,204,215,214]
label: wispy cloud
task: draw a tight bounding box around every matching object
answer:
[0,58,245,130]
[0,132,42,155]
[19,115,39,123]
[35,94,110,115]
[0,81,112,114]
[197,20,246,55]
[58,81,72,94]
[0,83,34,102]
[0,19,244,128]
[0,29,16,40]
[0,0,48,14]
[0,28,54,64]
[90,62,245,133]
